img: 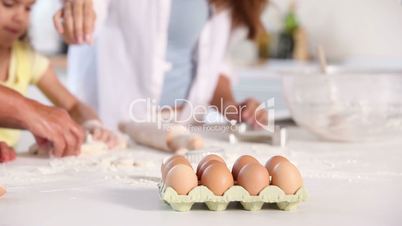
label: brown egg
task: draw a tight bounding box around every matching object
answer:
[165,164,198,195]
[232,155,260,181]
[196,154,225,179]
[0,186,6,197]
[161,155,186,175]
[265,155,289,174]
[196,159,224,180]
[162,156,191,181]
[201,162,234,196]
[237,163,270,195]
[271,161,303,195]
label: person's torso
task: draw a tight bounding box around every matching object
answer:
[69,0,232,128]
[159,0,209,106]
[0,41,49,146]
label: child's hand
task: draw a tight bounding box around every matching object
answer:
[24,101,85,158]
[83,120,118,149]
[0,142,16,163]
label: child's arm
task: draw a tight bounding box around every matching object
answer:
[36,66,117,148]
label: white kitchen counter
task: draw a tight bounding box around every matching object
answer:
[1,126,402,226]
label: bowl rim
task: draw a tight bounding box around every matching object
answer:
[279,65,402,77]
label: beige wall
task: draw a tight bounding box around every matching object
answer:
[31,0,402,61]
[260,0,402,61]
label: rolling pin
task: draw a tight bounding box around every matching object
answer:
[118,122,204,152]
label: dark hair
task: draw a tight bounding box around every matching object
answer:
[210,0,268,40]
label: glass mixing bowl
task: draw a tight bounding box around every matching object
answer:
[282,68,402,142]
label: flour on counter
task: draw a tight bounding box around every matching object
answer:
[2,133,402,193]
[1,147,162,191]
[29,135,127,157]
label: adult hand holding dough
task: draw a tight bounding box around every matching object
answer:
[0,85,85,158]
[25,100,85,157]
[210,76,269,129]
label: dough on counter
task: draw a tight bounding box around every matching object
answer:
[29,135,127,157]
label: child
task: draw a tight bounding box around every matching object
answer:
[0,0,117,163]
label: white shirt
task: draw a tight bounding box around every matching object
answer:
[68,0,233,128]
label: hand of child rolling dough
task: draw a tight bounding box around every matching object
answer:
[24,101,85,158]
[83,120,118,149]
[0,142,16,163]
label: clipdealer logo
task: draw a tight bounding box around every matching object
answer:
[128,98,275,132]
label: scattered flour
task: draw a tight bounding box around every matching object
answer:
[2,133,402,192]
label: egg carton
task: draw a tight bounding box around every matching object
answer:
[158,182,308,212]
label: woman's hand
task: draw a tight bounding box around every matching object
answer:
[210,75,269,129]
[53,0,96,44]
[237,98,268,129]
[83,120,118,149]
[0,142,16,163]
[224,98,268,129]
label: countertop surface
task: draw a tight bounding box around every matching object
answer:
[1,127,402,226]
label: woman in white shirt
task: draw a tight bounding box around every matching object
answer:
[54,0,268,129]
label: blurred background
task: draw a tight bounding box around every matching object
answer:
[31,0,402,60]
[17,0,402,149]
[28,0,402,113]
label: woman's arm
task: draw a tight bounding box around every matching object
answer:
[209,74,237,118]
[36,67,97,124]
[36,66,117,147]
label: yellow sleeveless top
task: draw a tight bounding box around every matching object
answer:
[0,41,49,147]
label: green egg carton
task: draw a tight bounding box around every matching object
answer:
[158,182,308,212]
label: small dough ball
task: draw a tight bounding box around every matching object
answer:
[232,155,260,181]
[238,163,270,195]
[271,161,303,195]
[201,162,234,196]
[165,164,198,195]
